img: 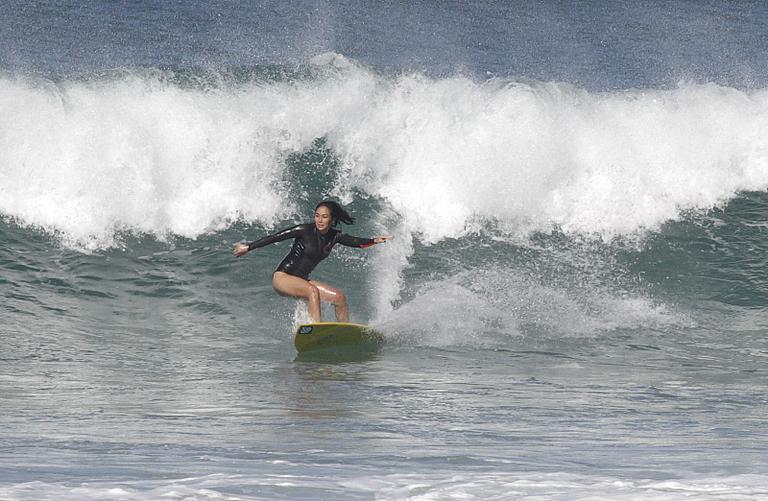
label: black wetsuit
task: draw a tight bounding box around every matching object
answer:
[247,223,375,279]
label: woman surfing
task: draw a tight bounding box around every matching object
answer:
[233,200,392,322]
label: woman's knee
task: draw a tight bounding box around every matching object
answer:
[302,283,320,304]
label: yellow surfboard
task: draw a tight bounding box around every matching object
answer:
[294,322,384,353]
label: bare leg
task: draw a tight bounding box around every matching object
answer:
[272,272,322,322]
[309,279,349,322]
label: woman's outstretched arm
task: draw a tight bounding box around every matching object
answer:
[335,233,393,249]
[232,224,307,257]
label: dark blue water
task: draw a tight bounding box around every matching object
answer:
[4,1,768,89]
[1,1,767,499]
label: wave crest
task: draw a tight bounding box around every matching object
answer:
[1,54,766,249]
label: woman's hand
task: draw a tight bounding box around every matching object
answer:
[373,235,393,244]
[232,243,249,257]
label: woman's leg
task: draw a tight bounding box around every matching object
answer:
[309,279,349,322]
[272,272,322,322]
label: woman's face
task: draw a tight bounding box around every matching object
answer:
[314,205,333,233]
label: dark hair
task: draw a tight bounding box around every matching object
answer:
[315,200,355,226]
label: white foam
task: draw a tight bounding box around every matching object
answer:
[375,281,518,347]
[332,75,768,242]
[1,472,765,500]
[2,54,767,250]
[374,268,692,346]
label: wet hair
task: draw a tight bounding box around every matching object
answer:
[315,200,355,226]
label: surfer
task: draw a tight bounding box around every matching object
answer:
[233,201,392,322]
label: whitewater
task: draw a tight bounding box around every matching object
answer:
[1,1,767,500]
[2,55,768,249]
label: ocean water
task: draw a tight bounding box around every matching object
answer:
[1,1,768,499]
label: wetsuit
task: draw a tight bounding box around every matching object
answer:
[247,223,375,279]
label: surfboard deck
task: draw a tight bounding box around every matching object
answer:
[294,322,384,353]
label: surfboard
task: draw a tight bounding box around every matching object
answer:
[294,322,384,353]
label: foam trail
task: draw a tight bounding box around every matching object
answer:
[374,266,693,347]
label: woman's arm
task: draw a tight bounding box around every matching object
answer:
[372,235,393,244]
[336,233,393,249]
[232,224,307,257]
